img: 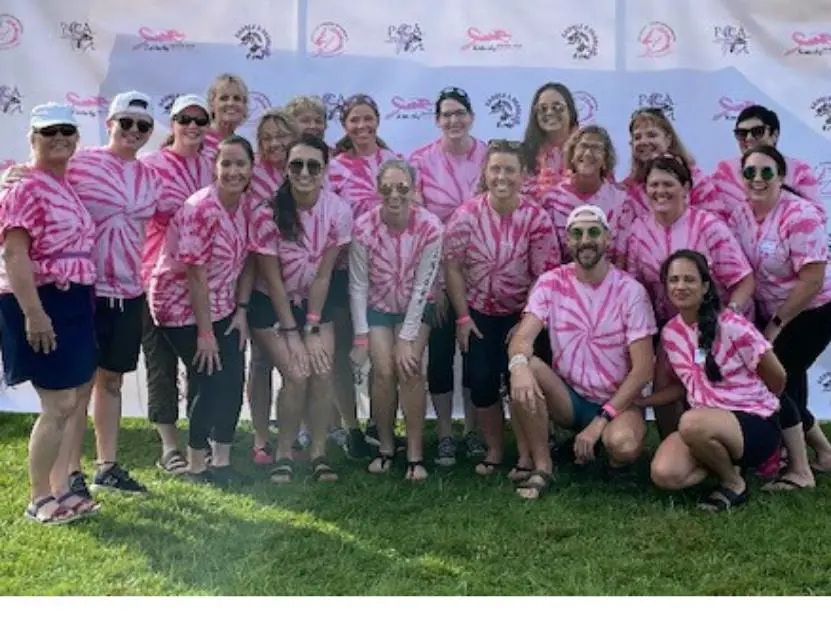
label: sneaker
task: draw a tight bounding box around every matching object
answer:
[435,436,457,467]
[68,471,92,499]
[328,427,349,447]
[346,428,372,460]
[91,463,148,494]
[209,465,253,487]
[464,432,486,459]
[252,444,274,466]
[365,424,381,447]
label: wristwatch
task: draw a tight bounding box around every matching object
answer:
[304,323,321,336]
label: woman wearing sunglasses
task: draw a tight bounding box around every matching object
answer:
[0,104,97,524]
[328,94,401,452]
[444,140,558,476]
[648,250,786,512]
[621,155,754,439]
[712,105,820,223]
[408,86,488,466]
[141,94,215,476]
[349,160,443,480]
[620,109,727,247]
[246,135,351,484]
[723,145,831,490]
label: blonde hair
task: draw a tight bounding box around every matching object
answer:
[376,159,416,187]
[285,95,326,122]
[255,108,300,154]
[207,73,249,121]
[563,125,617,179]
[627,109,694,182]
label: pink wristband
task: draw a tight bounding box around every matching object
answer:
[455,315,471,326]
[306,312,321,323]
[602,403,619,419]
[353,335,369,347]
[198,329,214,339]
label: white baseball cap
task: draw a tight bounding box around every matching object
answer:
[30,102,78,130]
[566,204,610,230]
[108,91,154,121]
[169,94,210,118]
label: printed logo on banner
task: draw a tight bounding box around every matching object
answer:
[385,96,432,121]
[321,92,346,121]
[712,96,755,121]
[638,92,675,120]
[159,93,186,115]
[814,162,831,198]
[461,27,522,52]
[310,22,348,58]
[784,31,831,56]
[0,85,23,114]
[562,24,598,60]
[60,21,95,52]
[65,92,108,118]
[386,23,424,55]
[485,93,522,129]
[638,21,676,58]
[244,91,272,127]
[818,371,831,392]
[811,96,831,131]
[133,27,195,52]
[235,24,271,60]
[0,14,24,50]
[573,91,598,123]
[713,25,750,55]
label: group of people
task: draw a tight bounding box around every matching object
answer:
[2,74,831,526]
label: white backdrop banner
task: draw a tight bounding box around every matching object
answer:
[1,0,831,419]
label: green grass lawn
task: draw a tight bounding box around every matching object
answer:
[2,413,831,596]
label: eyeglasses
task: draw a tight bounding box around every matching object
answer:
[174,114,210,127]
[288,159,323,176]
[733,126,768,141]
[569,225,604,241]
[487,139,523,150]
[742,165,776,181]
[439,110,469,120]
[536,102,566,114]
[379,183,411,197]
[439,86,469,99]
[36,125,77,137]
[117,118,153,133]
[632,107,667,119]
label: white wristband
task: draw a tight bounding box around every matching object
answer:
[508,354,530,371]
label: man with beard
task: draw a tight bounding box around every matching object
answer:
[506,205,657,499]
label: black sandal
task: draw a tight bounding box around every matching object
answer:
[270,458,294,484]
[368,452,395,474]
[156,449,189,475]
[697,485,748,512]
[507,464,533,482]
[516,470,554,499]
[311,456,338,482]
[406,460,428,481]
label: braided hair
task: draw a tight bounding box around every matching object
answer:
[661,249,723,383]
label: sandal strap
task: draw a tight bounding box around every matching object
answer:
[31,495,56,510]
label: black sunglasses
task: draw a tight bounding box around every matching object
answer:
[288,159,323,176]
[632,107,667,119]
[117,118,153,133]
[742,165,777,181]
[733,126,768,141]
[488,139,523,149]
[439,86,469,99]
[36,125,77,137]
[174,114,209,127]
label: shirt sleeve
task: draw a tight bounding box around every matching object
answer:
[248,202,279,256]
[706,216,753,288]
[523,274,554,325]
[328,200,353,249]
[442,208,469,263]
[786,202,828,272]
[794,165,820,204]
[529,209,560,277]
[690,171,728,221]
[0,182,39,242]
[724,312,771,373]
[174,203,216,266]
[623,281,658,344]
[399,236,442,341]
[348,238,371,337]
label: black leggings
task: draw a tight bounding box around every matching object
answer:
[161,314,245,450]
[427,303,469,395]
[772,300,831,431]
[466,309,521,408]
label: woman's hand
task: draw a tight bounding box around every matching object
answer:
[193,330,222,375]
[24,308,57,354]
[395,339,421,380]
[305,331,332,376]
[284,329,310,378]
[456,317,483,353]
[226,307,249,351]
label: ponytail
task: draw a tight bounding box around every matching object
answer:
[332,136,391,158]
[781,183,805,200]
[272,178,303,243]
[697,288,723,383]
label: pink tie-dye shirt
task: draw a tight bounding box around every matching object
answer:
[139,148,215,287]
[253,190,352,305]
[328,147,402,222]
[350,205,443,340]
[0,170,96,295]
[712,155,821,223]
[726,193,831,320]
[444,193,559,316]
[148,185,275,327]
[409,138,488,223]
[538,179,630,262]
[521,144,566,200]
[526,264,657,404]
[249,160,284,206]
[662,309,780,417]
[201,129,222,163]
[624,207,752,324]
[67,147,166,299]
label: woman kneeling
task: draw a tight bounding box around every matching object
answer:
[647,250,785,512]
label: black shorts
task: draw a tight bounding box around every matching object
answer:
[247,289,336,330]
[367,304,435,330]
[733,410,781,468]
[0,283,96,390]
[95,294,145,373]
[328,268,350,310]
